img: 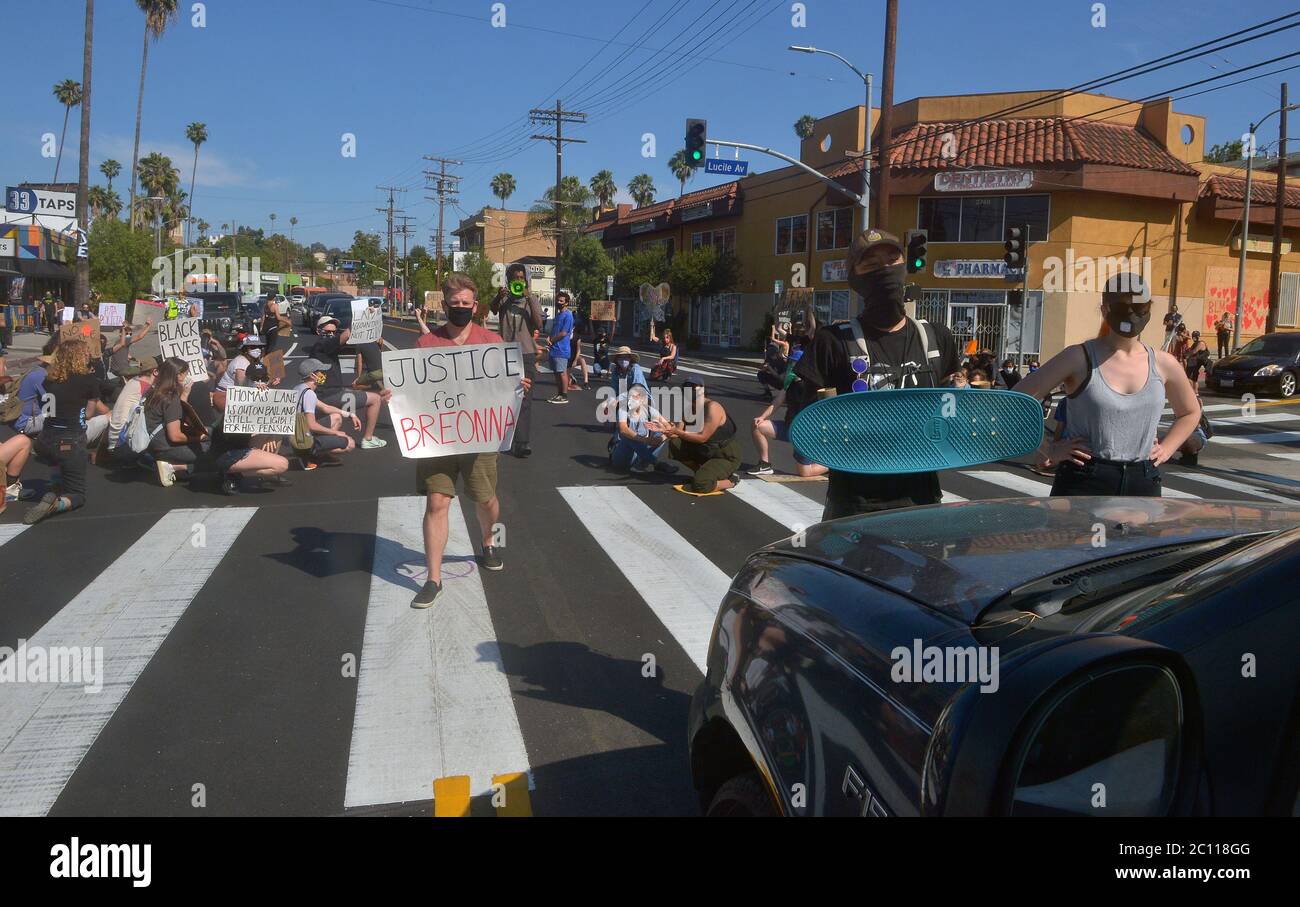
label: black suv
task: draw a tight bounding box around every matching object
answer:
[192,292,255,353]
[303,292,351,331]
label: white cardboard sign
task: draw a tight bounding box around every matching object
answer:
[97,302,126,327]
[350,300,383,344]
[157,316,206,382]
[223,386,298,436]
[382,342,524,458]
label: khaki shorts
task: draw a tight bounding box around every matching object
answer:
[415,452,499,502]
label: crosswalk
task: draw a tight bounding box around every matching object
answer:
[0,459,1295,816]
[1160,404,1300,464]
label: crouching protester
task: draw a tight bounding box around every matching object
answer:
[294,357,357,469]
[208,415,291,496]
[611,383,676,475]
[652,375,741,493]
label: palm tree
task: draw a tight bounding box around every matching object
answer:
[134,150,178,228]
[87,186,122,221]
[668,150,694,197]
[99,158,120,193]
[527,176,593,252]
[184,121,206,246]
[269,212,277,234]
[52,79,83,183]
[128,0,180,231]
[590,170,617,211]
[490,172,516,209]
[794,114,817,140]
[196,218,209,241]
[627,173,656,208]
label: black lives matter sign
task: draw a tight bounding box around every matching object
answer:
[156,317,206,382]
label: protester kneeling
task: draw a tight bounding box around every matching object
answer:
[611,384,676,475]
[143,359,211,487]
[295,357,357,468]
[653,376,741,493]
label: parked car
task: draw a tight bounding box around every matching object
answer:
[1207,331,1300,398]
[689,496,1300,816]
[302,292,350,331]
[191,292,256,354]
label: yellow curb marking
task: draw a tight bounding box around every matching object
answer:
[433,775,471,817]
[492,772,533,817]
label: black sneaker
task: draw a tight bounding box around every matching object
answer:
[1178,451,1199,467]
[728,472,741,485]
[480,546,504,571]
[514,442,532,458]
[22,492,60,525]
[411,580,442,609]
[654,461,679,475]
[260,475,293,488]
[220,475,241,496]
[547,395,569,405]
[747,462,774,476]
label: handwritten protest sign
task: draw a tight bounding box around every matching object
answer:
[350,300,383,344]
[223,386,298,435]
[97,302,126,327]
[424,290,443,313]
[60,307,74,323]
[157,316,206,381]
[590,300,615,321]
[383,342,524,458]
[60,316,100,352]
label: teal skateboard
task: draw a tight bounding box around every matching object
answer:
[789,387,1043,474]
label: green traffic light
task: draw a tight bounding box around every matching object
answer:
[692,150,702,160]
[912,258,924,269]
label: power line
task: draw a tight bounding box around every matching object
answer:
[424,157,462,283]
[530,101,588,295]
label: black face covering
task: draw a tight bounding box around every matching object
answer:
[850,262,908,330]
[1103,299,1152,338]
[446,306,474,327]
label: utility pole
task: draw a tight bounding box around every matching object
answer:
[424,157,461,286]
[397,214,415,310]
[1267,82,1289,334]
[376,185,404,304]
[530,99,587,299]
[875,0,898,230]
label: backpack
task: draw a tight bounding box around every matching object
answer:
[122,400,163,453]
[0,389,21,425]
[291,388,314,452]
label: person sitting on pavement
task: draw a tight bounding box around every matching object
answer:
[106,355,160,463]
[648,327,678,383]
[651,375,742,494]
[994,358,1022,389]
[591,327,610,376]
[597,346,649,425]
[352,334,392,391]
[209,414,291,496]
[107,318,156,379]
[312,315,390,449]
[0,432,33,516]
[143,359,210,487]
[611,383,677,475]
[215,335,272,407]
[294,357,357,469]
[9,339,56,436]
[23,338,111,525]
[758,333,789,401]
[748,349,828,479]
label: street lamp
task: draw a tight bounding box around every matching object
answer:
[789,44,873,230]
[1234,101,1299,348]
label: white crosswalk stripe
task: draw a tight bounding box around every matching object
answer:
[559,486,730,673]
[0,524,29,549]
[0,507,258,816]
[345,496,529,808]
[726,480,824,532]
[1167,472,1298,504]
[1210,431,1300,446]
[962,470,1055,497]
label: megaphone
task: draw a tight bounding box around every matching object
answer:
[509,279,527,297]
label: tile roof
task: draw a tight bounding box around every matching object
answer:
[888,117,1197,175]
[617,180,740,224]
[1201,173,1300,209]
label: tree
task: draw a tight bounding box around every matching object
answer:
[490,172,516,209]
[1206,139,1245,163]
[99,158,120,193]
[527,175,593,251]
[668,150,695,198]
[133,151,179,228]
[669,245,742,298]
[88,216,154,301]
[562,235,616,309]
[349,230,384,289]
[628,173,656,208]
[794,114,817,140]
[74,0,94,310]
[614,245,669,298]
[129,0,179,231]
[184,121,206,246]
[195,218,209,239]
[52,79,83,183]
[87,185,121,221]
[456,251,497,320]
[590,170,617,210]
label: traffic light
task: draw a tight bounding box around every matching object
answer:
[905,229,928,273]
[1003,224,1030,270]
[1007,289,1024,308]
[685,118,708,168]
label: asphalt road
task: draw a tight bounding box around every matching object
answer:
[2,320,1300,816]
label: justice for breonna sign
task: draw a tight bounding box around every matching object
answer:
[382,343,525,457]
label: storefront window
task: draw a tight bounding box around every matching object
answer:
[815,208,853,250]
[917,197,961,241]
[959,197,1003,242]
[775,215,808,255]
[1004,195,1050,241]
[813,290,852,324]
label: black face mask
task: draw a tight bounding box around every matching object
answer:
[447,306,474,327]
[1103,299,1152,337]
[850,262,908,330]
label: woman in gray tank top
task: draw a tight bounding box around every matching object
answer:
[1015,273,1201,497]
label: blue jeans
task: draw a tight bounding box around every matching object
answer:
[611,436,664,470]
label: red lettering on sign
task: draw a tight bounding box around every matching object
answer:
[439,410,454,445]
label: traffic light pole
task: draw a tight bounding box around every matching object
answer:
[705,138,866,206]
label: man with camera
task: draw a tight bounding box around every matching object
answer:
[489,262,543,457]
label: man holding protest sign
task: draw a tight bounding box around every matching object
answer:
[386,274,532,609]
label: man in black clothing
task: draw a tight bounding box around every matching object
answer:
[312,316,390,448]
[794,228,964,521]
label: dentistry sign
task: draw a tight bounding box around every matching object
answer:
[383,343,525,457]
[934,169,1033,192]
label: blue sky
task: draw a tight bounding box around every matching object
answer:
[5,0,1298,250]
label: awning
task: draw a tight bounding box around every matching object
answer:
[13,258,73,280]
[0,257,19,277]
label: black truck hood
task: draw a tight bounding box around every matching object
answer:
[763,496,1300,624]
